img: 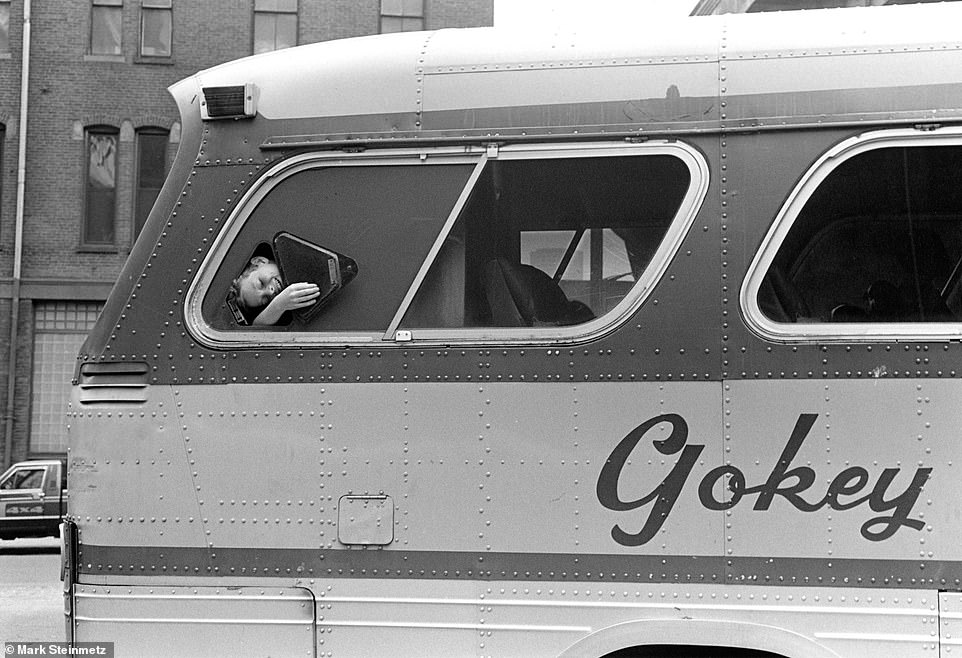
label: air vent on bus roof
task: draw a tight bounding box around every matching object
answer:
[201,83,257,120]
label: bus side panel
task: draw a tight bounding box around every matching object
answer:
[727,379,959,565]
[164,381,722,558]
[941,592,962,655]
[73,584,315,657]
[312,579,934,658]
[68,384,209,551]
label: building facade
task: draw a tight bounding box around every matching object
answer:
[0,0,493,468]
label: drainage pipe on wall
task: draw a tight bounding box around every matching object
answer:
[4,0,30,469]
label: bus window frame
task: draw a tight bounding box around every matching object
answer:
[186,147,483,348]
[186,141,709,349]
[741,126,962,344]
[388,141,709,344]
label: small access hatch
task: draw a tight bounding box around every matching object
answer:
[337,495,394,546]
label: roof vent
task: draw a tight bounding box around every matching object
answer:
[201,83,257,120]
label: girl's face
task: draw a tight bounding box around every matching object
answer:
[238,259,282,309]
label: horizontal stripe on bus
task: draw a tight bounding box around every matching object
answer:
[77,544,961,590]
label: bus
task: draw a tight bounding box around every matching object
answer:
[65,3,962,656]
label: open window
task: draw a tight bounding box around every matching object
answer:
[196,155,476,340]
[226,235,358,326]
[190,143,706,347]
[744,129,962,342]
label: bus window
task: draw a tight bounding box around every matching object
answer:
[203,161,475,334]
[758,145,962,325]
[399,153,691,331]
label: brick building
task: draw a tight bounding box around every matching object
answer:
[0,0,493,468]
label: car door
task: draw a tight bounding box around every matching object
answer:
[0,465,48,529]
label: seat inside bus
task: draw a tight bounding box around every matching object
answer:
[480,257,595,327]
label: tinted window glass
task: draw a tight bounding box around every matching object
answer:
[141,0,172,57]
[91,0,123,56]
[759,146,962,324]
[0,1,10,54]
[134,129,168,240]
[400,155,691,330]
[1,468,44,490]
[254,0,298,54]
[380,0,424,33]
[44,467,60,496]
[206,163,475,332]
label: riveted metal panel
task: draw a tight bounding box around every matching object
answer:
[420,26,720,136]
[725,380,955,577]
[75,381,719,560]
[941,592,962,655]
[721,4,962,130]
[73,584,314,657]
[470,381,722,556]
[174,383,495,553]
[293,578,942,657]
[195,31,429,123]
[68,384,208,551]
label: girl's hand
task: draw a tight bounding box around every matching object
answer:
[253,283,320,325]
[274,282,321,310]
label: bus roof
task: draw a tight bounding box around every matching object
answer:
[690,0,962,14]
[181,2,962,142]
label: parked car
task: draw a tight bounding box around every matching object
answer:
[0,459,66,540]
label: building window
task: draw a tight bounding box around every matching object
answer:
[380,0,425,33]
[253,0,297,55]
[140,0,172,57]
[134,128,168,240]
[0,0,11,54]
[91,0,123,56]
[83,127,118,246]
[30,302,103,455]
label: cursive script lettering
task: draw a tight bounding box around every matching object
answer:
[597,413,931,545]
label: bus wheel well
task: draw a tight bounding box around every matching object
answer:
[602,646,788,658]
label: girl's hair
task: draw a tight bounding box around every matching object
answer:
[228,257,264,313]
[226,256,272,325]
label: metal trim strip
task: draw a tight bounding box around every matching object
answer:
[76,544,962,590]
[383,155,490,340]
[72,616,310,626]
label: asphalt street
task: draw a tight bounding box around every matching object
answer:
[0,535,63,644]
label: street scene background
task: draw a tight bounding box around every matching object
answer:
[0,535,62,642]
